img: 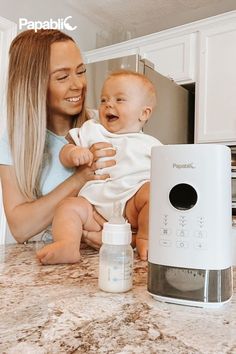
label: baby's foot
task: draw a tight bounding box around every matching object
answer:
[36,241,80,265]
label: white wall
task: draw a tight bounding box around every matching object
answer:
[0,16,17,244]
[0,0,102,51]
[0,17,17,135]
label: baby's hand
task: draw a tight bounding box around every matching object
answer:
[70,147,94,166]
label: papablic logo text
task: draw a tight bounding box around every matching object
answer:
[19,16,77,32]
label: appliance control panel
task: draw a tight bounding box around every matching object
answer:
[159,214,207,251]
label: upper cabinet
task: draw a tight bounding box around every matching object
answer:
[84,24,198,86]
[195,20,236,144]
[139,33,197,84]
[84,11,236,145]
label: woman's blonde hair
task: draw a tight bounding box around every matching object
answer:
[7,29,88,200]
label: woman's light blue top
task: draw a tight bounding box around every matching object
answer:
[0,130,74,195]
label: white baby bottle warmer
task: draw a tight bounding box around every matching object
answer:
[148,144,233,307]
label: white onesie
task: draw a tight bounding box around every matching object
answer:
[69,119,162,221]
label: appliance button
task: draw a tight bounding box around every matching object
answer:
[176,240,189,248]
[177,229,189,237]
[195,230,206,238]
[159,240,172,247]
[161,228,171,236]
[194,240,207,250]
[197,217,205,228]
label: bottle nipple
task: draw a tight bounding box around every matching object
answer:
[109,202,125,224]
[102,202,131,245]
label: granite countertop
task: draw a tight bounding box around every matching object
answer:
[0,243,235,354]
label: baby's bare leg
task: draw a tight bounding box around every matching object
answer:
[36,197,101,265]
[125,182,150,261]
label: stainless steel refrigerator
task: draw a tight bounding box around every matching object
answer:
[85,54,192,144]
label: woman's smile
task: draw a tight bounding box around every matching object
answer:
[65,95,82,103]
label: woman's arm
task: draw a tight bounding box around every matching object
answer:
[0,165,88,243]
[0,142,116,243]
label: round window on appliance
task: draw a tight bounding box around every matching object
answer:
[169,183,198,211]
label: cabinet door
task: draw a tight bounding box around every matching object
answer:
[140,33,197,84]
[195,22,236,144]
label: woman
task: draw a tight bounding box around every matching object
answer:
[0,29,115,245]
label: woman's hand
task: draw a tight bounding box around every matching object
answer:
[75,142,116,182]
[90,142,116,168]
[82,209,107,249]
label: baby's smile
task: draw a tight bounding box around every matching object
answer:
[105,113,119,122]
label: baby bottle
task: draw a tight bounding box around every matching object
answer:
[98,202,133,293]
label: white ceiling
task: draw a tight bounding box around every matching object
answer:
[67,0,236,45]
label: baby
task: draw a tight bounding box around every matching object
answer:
[37,70,162,264]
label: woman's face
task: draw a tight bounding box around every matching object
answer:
[47,40,86,122]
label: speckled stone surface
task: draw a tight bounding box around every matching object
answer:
[0,243,235,354]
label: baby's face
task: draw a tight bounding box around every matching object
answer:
[99,76,149,134]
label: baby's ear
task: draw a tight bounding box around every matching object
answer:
[139,106,152,122]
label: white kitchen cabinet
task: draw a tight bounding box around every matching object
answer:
[84,31,198,86]
[139,33,197,84]
[195,20,236,144]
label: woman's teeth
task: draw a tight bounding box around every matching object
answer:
[66,96,81,102]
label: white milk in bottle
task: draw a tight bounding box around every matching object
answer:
[98,203,133,293]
